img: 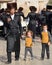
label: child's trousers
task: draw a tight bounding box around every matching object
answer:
[24,47,33,59]
[41,43,50,59]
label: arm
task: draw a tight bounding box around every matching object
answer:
[39,32,42,43]
[48,32,51,45]
[18,18,23,35]
[48,32,51,42]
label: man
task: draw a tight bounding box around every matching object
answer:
[5,3,22,64]
[26,6,37,40]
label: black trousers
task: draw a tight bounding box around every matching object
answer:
[41,43,50,59]
[7,34,20,62]
[7,51,20,62]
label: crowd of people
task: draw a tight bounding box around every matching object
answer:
[0,3,52,64]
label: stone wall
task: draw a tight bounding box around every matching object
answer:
[0,0,49,15]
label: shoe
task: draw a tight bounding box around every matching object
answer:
[47,57,50,59]
[15,58,19,61]
[41,58,44,60]
[5,61,11,64]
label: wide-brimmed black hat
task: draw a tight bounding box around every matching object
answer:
[7,2,17,10]
[29,6,37,12]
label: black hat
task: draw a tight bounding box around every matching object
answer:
[7,2,17,10]
[29,6,37,12]
[47,5,52,10]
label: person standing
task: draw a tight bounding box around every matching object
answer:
[26,6,37,40]
[40,24,51,60]
[24,30,33,61]
[5,3,22,64]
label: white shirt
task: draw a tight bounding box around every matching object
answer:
[44,30,48,32]
[11,14,15,20]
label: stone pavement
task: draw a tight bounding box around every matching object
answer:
[0,37,52,65]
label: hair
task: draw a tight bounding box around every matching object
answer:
[26,30,33,37]
[0,8,4,13]
[42,24,47,27]
[18,7,23,12]
[29,6,37,12]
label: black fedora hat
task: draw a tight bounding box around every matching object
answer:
[7,2,17,10]
[29,6,37,12]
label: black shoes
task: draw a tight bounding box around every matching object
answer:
[15,58,19,61]
[41,57,50,60]
[47,57,50,59]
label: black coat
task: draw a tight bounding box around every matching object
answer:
[26,12,37,31]
[38,14,46,25]
[6,12,22,52]
[45,11,51,32]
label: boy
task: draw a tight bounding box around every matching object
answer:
[24,30,33,60]
[40,24,51,60]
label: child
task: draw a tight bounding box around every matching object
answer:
[40,24,51,60]
[24,30,33,60]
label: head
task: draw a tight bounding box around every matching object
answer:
[29,6,37,12]
[7,3,17,15]
[26,30,33,38]
[42,8,46,11]
[9,8,15,15]
[18,7,23,12]
[42,24,48,31]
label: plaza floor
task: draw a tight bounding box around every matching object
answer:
[0,37,52,65]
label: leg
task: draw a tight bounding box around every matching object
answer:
[15,42,20,60]
[15,35,20,60]
[41,44,45,60]
[29,48,33,60]
[7,52,11,63]
[15,51,20,60]
[29,48,33,58]
[24,47,28,60]
[46,44,50,59]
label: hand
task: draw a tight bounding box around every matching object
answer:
[48,42,50,46]
[38,39,42,43]
[7,18,11,22]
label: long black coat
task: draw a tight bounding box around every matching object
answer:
[26,12,37,38]
[5,12,22,52]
